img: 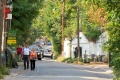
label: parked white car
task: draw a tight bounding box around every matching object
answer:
[42,49,53,59]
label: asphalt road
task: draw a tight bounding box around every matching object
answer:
[4,58,114,80]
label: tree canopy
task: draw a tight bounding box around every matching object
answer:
[11,0,43,45]
[83,0,120,78]
[11,0,120,78]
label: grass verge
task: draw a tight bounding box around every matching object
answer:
[0,65,10,79]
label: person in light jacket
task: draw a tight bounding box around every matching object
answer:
[30,48,37,70]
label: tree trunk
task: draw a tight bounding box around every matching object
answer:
[0,0,4,66]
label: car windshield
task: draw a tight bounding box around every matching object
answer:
[35,48,39,51]
[48,50,51,52]
[34,42,40,45]
[29,46,40,51]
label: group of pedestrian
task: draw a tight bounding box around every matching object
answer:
[16,43,37,70]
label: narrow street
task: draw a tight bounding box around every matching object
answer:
[4,58,114,80]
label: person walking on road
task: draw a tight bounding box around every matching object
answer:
[30,48,37,70]
[23,43,30,70]
[16,45,23,61]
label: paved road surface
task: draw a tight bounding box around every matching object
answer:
[4,58,114,80]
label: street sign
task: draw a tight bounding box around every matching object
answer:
[6,13,12,19]
[7,30,17,45]
[7,40,16,44]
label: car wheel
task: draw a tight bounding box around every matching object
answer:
[42,55,44,58]
[51,56,53,59]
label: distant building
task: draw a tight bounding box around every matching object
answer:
[63,32,108,59]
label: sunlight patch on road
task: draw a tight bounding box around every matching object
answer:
[84,69,113,74]
[20,75,112,80]
[42,58,56,62]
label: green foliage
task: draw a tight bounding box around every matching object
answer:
[62,57,73,63]
[75,0,120,78]
[0,65,10,79]
[105,1,120,78]
[12,0,43,45]
[82,21,101,42]
[80,1,104,42]
[35,0,103,57]
[0,74,3,79]
[88,0,120,78]
[64,0,77,38]
[113,69,120,80]
[10,0,120,78]
[62,58,83,63]
[38,0,62,55]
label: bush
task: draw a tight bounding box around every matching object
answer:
[62,58,83,63]
[113,68,120,80]
[0,65,10,79]
[54,53,59,60]
[56,54,64,62]
[62,57,71,62]
[0,73,3,79]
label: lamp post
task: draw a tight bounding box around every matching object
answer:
[62,0,65,52]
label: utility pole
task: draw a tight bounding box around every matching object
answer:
[77,6,80,63]
[0,0,5,66]
[62,0,65,52]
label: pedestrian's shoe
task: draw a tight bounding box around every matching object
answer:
[33,68,35,70]
[27,66,29,69]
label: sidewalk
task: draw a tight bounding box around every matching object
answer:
[83,62,113,74]
[7,62,24,76]
[3,62,27,80]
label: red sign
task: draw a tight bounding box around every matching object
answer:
[4,2,11,19]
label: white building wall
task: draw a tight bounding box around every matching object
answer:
[89,42,97,55]
[63,38,70,58]
[96,42,102,55]
[71,32,90,58]
[63,32,108,59]
[96,31,108,55]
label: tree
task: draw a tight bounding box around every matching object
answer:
[79,1,106,42]
[84,0,120,78]
[105,0,120,78]
[37,0,62,57]
[11,0,43,45]
[36,0,103,57]
[37,0,79,57]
